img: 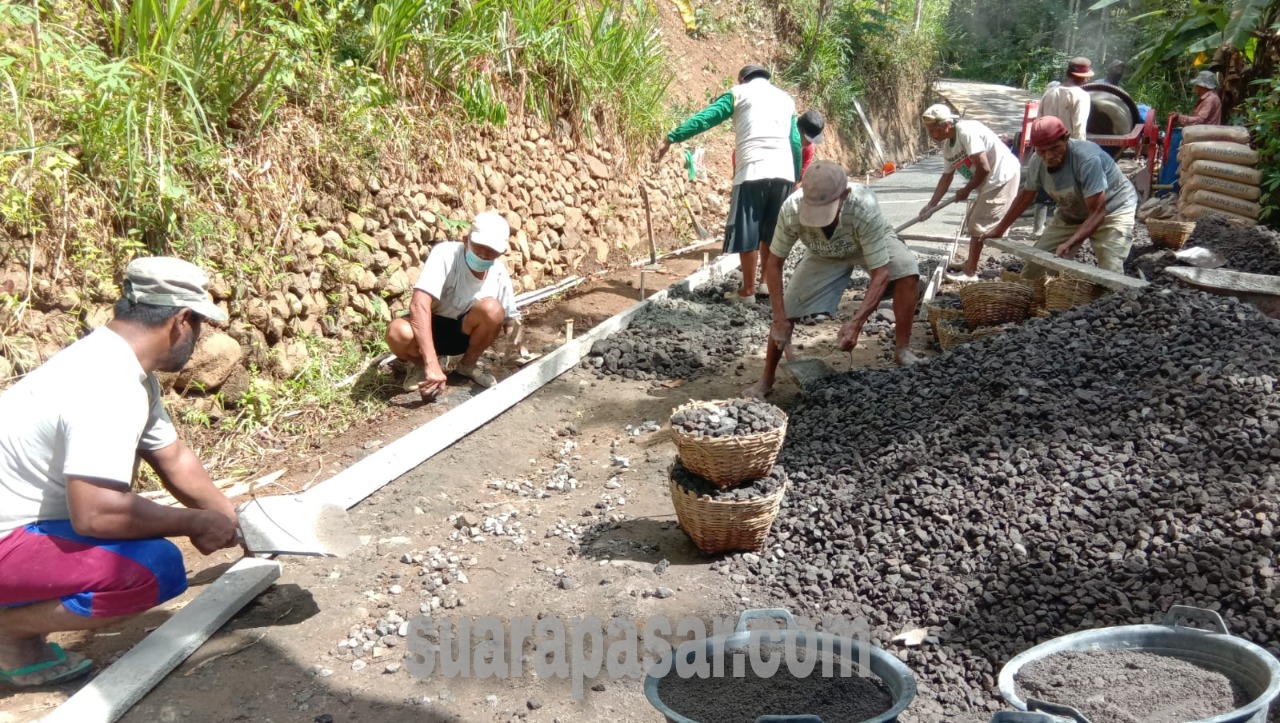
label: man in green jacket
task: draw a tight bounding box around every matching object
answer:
[654,64,801,302]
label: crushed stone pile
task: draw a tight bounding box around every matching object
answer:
[1127,216,1280,281]
[671,399,785,438]
[583,277,769,381]
[717,286,1280,720]
[671,459,787,501]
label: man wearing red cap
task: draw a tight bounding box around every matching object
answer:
[980,117,1138,279]
[747,161,921,397]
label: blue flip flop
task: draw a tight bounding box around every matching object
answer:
[0,643,93,687]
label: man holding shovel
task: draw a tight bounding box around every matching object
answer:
[978,116,1138,279]
[0,257,240,687]
[654,64,801,303]
[747,161,921,398]
[918,104,1020,278]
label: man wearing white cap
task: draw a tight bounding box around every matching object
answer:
[386,211,520,398]
[0,257,240,686]
[747,161,921,398]
[919,104,1020,277]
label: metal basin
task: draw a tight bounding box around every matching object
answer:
[998,606,1280,723]
[644,608,916,723]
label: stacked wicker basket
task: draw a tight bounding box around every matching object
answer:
[927,281,1034,351]
[667,400,789,554]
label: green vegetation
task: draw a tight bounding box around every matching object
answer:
[775,0,952,168]
[0,0,671,269]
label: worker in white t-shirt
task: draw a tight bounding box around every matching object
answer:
[385,212,520,400]
[0,257,240,687]
[919,104,1021,277]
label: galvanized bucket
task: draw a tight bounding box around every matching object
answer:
[990,711,1076,723]
[643,608,917,723]
[998,605,1280,723]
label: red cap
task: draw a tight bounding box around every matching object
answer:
[1030,116,1069,147]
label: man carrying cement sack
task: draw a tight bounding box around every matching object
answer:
[980,117,1138,279]
[654,64,801,303]
[1175,71,1223,127]
[385,211,520,399]
[0,258,241,686]
[747,161,921,398]
[919,104,1021,277]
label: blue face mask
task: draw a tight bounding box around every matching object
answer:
[465,247,495,273]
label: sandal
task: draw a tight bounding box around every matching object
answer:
[0,643,93,687]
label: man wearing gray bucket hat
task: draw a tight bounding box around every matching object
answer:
[0,256,240,687]
[1176,70,1223,127]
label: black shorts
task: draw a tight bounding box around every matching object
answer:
[724,178,794,254]
[430,314,471,356]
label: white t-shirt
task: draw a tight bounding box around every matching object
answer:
[942,119,1019,192]
[414,241,519,321]
[1039,84,1091,140]
[0,327,178,535]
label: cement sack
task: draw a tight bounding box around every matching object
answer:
[1178,203,1257,227]
[1188,189,1262,219]
[1178,141,1259,166]
[1184,159,1264,185]
[1182,174,1262,201]
[1181,125,1251,145]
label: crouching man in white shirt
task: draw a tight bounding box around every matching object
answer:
[385,212,520,400]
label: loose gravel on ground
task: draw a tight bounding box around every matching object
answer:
[718,286,1280,719]
[1127,216,1280,281]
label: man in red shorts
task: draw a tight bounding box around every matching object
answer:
[0,257,240,686]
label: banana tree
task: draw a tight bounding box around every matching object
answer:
[1100,0,1280,116]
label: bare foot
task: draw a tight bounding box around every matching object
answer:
[895,349,923,366]
[743,379,773,399]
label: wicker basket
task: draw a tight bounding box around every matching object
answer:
[999,269,1022,283]
[959,281,1033,328]
[935,319,974,351]
[971,324,1012,341]
[1147,219,1196,250]
[1033,306,1052,319]
[925,301,966,338]
[669,401,787,488]
[669,465,789,554]
[1044,274,1106,311]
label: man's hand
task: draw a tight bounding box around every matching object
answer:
[836,318,865,352]
[652,140,672,164]
[769,319,794,350]
[189,509,240,555]
[953,188,972,202]
[918,204,937,221]
[1054,239,1079,258]
[419,364,448,399]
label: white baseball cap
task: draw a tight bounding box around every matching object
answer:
[469,212,510,254]
[922,103,959,124]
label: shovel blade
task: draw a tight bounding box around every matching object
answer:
[782,358,838,390]
[237,496,360,557]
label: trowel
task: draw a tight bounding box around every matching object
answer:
[236,495,360,557]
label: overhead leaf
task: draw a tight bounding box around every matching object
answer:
[1187,31,1225,54]
[1223,0,1271,48]
[1128,9,1169,22]
[1087,0,1126,11]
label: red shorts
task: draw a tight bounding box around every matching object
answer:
[0,520,187,618]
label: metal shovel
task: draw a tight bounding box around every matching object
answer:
[236,495,360,557]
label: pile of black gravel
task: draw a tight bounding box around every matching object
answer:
[671,399,785,438]
[716,287,1280,721]
[583,278,769,381]
[1125,217,1280,282]
[672,459,787,501]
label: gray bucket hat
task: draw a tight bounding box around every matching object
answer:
[123,257,227,322]
[1192,70,1218,89]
